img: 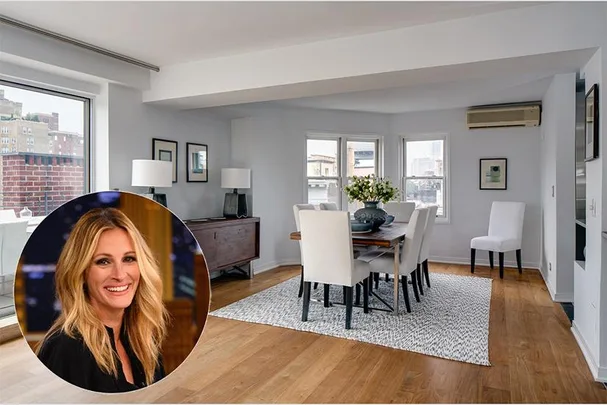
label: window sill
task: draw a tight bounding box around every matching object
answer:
[435,218,451,225]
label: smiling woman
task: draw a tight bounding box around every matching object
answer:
[14,192,211,394]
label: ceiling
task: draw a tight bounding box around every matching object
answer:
[0,1,542,66]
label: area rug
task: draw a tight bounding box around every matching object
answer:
[210,273,492,366]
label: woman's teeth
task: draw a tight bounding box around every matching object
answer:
[105,285,129,292]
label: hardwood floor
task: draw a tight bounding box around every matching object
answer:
[1,263,606,403]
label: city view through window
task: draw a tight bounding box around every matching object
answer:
[404,139,445,216]
[0,82,89,319]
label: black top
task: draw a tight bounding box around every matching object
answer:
[37,326,165,393]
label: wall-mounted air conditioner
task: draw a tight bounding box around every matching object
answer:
[466,104,541,129]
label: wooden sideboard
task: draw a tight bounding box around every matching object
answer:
[184,217,260,279]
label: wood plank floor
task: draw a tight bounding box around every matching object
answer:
[1,263,606,403]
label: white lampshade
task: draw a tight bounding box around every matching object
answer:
[221,168,251,189]
[132,159,172,188]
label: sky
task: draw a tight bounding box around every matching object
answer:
[1,84,85,134]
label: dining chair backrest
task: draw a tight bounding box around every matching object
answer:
[299,210,355,286]
[399,208,428,276]
[488,201,526,243]
[384,202,416,223]
[0,219,28,277]
[418,205,438,263]
[319,202,338,211]
[293,204,316,266]
[0,209,17,222]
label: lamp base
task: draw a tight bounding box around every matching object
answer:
[153,193,167,207]
[223,192,247,218]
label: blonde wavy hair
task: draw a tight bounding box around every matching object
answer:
[36,207,168,385]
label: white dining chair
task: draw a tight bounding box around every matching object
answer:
[293,204,316,297]
[470,201,526,279]
[0,219,29,279]
[319,202,338,211]
[384,201,416,223]
[359,208,428,311]
[413,204,438,295]
[299,210,373,329]
[0,209,17,222]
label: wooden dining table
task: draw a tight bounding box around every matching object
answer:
[289,223,408,314]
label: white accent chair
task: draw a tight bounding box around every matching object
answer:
[319,202,338,211]
[0,209,17,222]
[417,205,439,294]
[293,204,316,297]
[0,219,29,279]
[299,210,372,329]
[384,201,416,223]
[359,208,429,311]
[470,201,526,279]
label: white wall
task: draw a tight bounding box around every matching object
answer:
[230,106,390,272]
[107,84,231,220]
[230,106,541,272]
[390,109,541,269]
[573,48,607,382]
[540,73,576,302]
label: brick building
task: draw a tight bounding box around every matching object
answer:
[33,112,59,131]
[0,153,85,216]
[48,130,84,156]
[0,119,49,154]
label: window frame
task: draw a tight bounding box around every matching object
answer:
[0,78,92,200]
[305,132,383,210]
[401,133,450,224]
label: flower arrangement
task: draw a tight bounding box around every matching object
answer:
[343,174,399,204]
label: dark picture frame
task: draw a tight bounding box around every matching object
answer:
[186,142,208,182]
[152,138,178,183]
[585,83,599,161]
[479,158,507,190]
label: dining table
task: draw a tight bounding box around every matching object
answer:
[289,222,408,314]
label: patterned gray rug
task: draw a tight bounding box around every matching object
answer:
[210,273,492,366]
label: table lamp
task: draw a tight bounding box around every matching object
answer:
[221,168,250,217]
[131,159,172,207]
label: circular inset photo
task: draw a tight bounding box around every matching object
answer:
[13,191,211,393]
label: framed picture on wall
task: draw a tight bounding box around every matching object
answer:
[153,138,178,183]
[585,83,599,161]
[186,142,208,182]
[479,158,507,190]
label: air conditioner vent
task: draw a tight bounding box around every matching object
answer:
[467,104,541,129]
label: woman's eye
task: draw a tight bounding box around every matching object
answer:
[95,258,111,266]
[123,256,137,263]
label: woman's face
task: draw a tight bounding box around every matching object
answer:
[86,228,141,317]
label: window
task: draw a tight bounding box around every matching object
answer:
[1,127,7,134]
[0,80,91,320]
[306,134,380,209]
[403,136,447,219]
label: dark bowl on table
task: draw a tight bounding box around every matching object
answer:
[350,220,373,232]
[383,215,395,225]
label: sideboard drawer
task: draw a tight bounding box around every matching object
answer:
[216,223,256,266]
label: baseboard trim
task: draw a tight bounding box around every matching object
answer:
[571,321,605,382]
[253,259,300,275]
[429,255,540,270]
[537,264,574,303]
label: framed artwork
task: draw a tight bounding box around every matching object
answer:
[585,83,599,161]
[186,142,208,182]
[479,158,507,190]
[152,138,178,183]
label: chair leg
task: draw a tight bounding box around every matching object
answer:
[499,252,504,279]
[298,266,304,298]
[324,284,330,308]
[489,251,494,269]
[411,270,421,302]
[471,248,476,273]
[345,286,353,329]
[423,259,430,288]
[314,282,319,290]
[375,272,380,289]
[516,249,523,274]
[369,273,374,294]
[417,264,424,296]
[385,273,390,282]
[302,282,311,321]
[401,275,411,313]
[363,277,369,314]
[355,283,361,306]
